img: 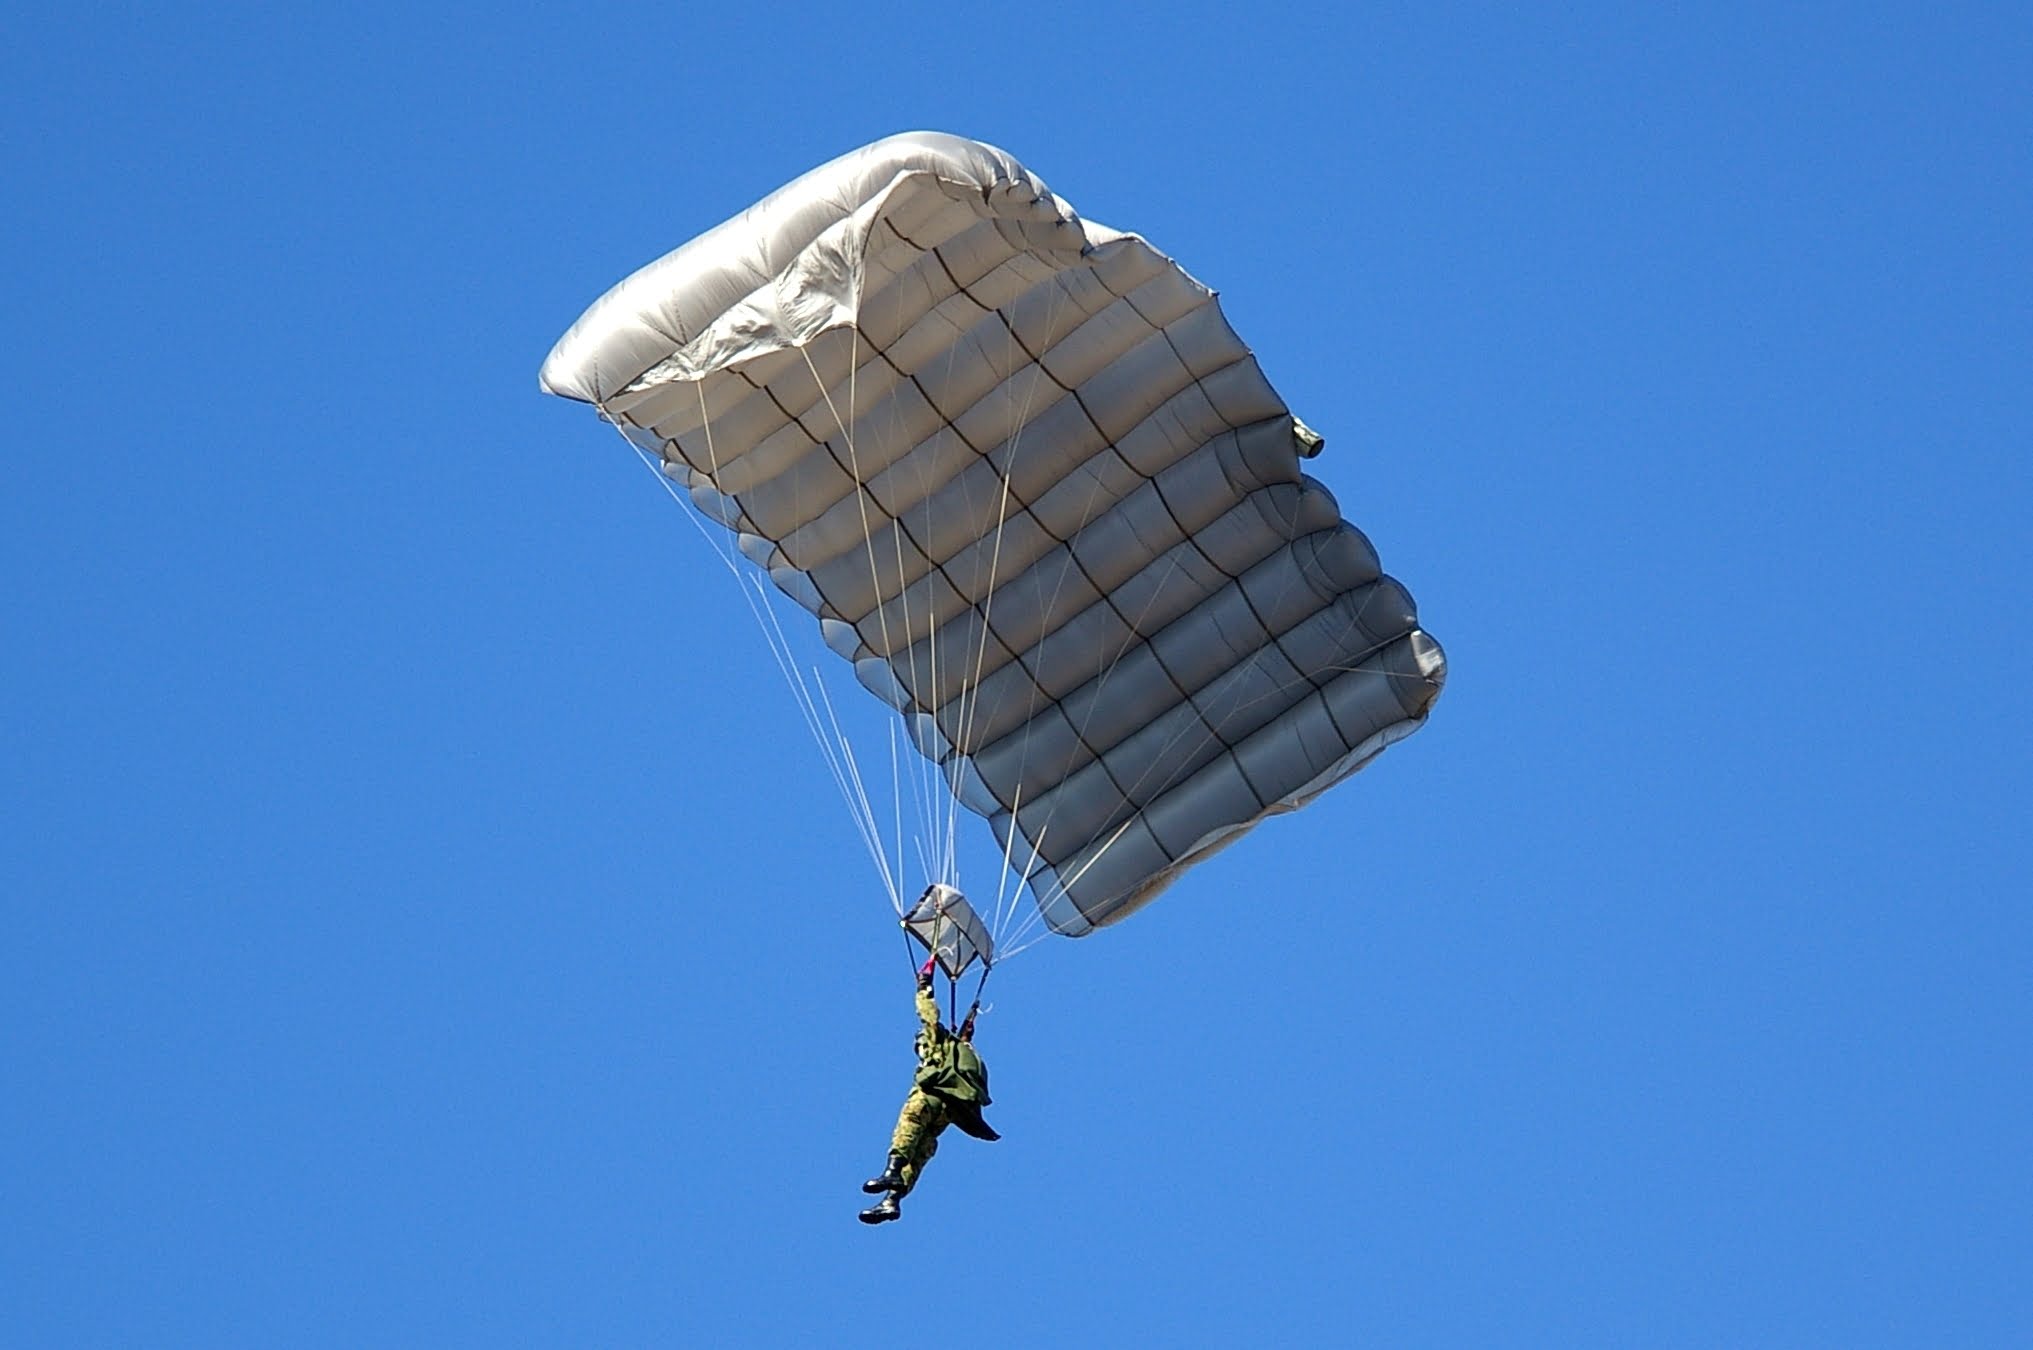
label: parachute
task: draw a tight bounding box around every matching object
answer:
[541,132,1444,944]
[903,884,993,978]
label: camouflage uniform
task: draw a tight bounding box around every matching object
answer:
[887,1089,950,1197]
[886,986,954,1198]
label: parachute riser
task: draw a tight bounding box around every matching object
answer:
[899,883,995,1029]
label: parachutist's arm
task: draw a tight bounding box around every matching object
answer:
[915,983,941,1034]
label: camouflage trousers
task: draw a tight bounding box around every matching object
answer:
[887,1088,950,1197]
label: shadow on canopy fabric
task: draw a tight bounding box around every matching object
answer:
[541,131,1445,939]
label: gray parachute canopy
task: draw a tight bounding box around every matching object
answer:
[541,132,1444,938]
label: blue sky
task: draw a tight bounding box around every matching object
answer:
[6,3,2029,1345]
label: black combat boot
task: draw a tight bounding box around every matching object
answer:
[858,1193,902,1224]
[862,1155,907,1194]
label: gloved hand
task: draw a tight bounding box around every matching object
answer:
[917,955,937,989]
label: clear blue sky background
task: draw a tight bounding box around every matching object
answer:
[6,4,2029,1346]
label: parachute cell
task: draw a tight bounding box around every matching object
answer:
[542,132,1445,938]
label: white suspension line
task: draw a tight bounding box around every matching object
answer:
[802,338,940,903]
[606,397,895,903]
[987,784,1025,939]
[738,570,893,890]
[992,816,1055,953]
[812,663,903,913]
[914,276,1068,929]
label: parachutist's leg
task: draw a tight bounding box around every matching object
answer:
[862,1092,942,1223]
[860,1094,945,1223]
[893,1136,937,1199]
[887,1089,946,1199]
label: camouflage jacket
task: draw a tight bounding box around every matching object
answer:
[910,985,998,1140]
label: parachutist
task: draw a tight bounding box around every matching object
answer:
[859,955,997,1225]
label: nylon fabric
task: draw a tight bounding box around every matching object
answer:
[541,132,1446,936]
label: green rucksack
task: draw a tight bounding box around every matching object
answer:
[915,1035,999,1140]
